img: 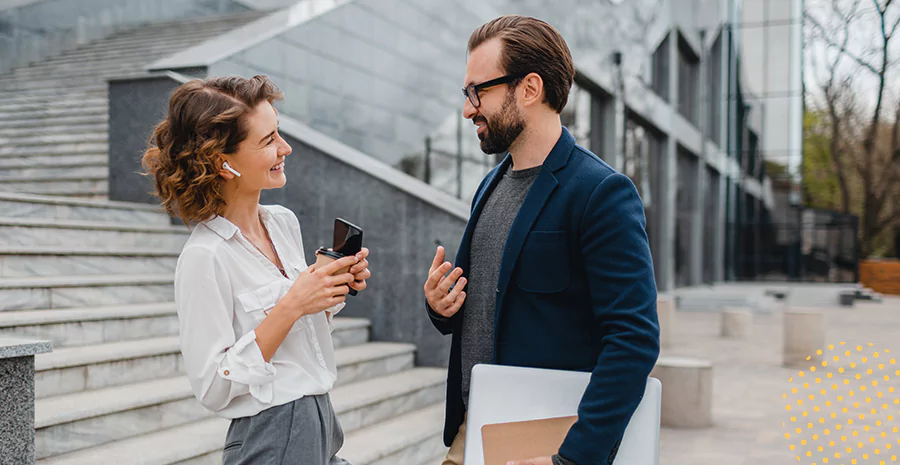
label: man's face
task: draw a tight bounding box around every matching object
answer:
[463,38,526,155]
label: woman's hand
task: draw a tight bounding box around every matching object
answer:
[348,247,371,292]
[280,255,359,320]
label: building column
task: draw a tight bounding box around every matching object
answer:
[602,96,625,173]
[714,0,736,283]
[690,32,709,286]
[657,30,680,292]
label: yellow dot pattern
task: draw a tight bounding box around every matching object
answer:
[784,342,900,465]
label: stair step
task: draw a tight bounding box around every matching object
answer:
[35,417,229,465]
[0,98,106,113]
[0,141,106,157]
[0,301,368,349]
[0,192,170,225]
[73,27,248,48]
[0,91,106,107]
[0,164,107,180]
[0,131,106,147]
[0,154,107,169]
[34,377,211,460]
[6,64,170,82]
[0,216,189,250]
[0,245,178,277]
[93,11,264,37]
[0,78,103,91]
[0,273,174,311]
[0,179,107,197]
[106,20,258,41]
[29,42,212,62]
[0,115,107,130]
[33,337,414,398]
[334,342,417,387]
[0,86,105,99]
[0,106,107,123]
[340,404,446,465]
[0,303,177,347]
[330,367,446,433]
[34,335,181,398]
[33,367,441,460]
[0,123,108,138]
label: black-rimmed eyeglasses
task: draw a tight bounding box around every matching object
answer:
[462,73,527,108]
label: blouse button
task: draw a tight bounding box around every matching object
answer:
[223,370,230,376]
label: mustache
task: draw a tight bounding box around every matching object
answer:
[473,115,488,126]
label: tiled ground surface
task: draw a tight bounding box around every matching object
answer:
[659,296,900,465]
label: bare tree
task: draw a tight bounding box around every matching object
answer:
[805,0,900,256]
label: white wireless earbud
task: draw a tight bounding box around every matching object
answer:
[222,161,241,177]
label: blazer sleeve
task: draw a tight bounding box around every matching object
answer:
[558,173,661,465]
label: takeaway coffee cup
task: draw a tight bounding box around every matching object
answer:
[314,247,358,296]
[314,247,352,274]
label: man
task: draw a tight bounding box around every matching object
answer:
[423,15,660,465]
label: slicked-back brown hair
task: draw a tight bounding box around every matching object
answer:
[468,15,575,113]
[141,75,283,225]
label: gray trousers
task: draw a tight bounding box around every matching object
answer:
[222,393,351,465]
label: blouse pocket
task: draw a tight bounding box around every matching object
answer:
[236,280,301,333]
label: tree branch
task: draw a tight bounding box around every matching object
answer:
[806,4,880,75]
[875,104,900,196]
[872,209,900,239]
[861,0,891,184]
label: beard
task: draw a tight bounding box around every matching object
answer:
[476,89,525,155]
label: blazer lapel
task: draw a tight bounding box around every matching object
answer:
[490,169,558,352]
[491,128,576,357]
[454,155,512,275]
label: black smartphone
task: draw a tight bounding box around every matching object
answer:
[332,218,363,256]
[332,218,363,295]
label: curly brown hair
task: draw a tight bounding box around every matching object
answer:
[142,75,283,225]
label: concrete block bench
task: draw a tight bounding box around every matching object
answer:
[720,307,753,339]
[651,356,713,428]
[783,308,825,367]
[658,295,676,349]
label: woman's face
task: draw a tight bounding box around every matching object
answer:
[222,100,292,190]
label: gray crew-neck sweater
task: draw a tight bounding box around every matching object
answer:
[460,164,541,407]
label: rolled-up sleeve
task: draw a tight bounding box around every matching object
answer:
[325,302,346,332]
[174,246,277,412]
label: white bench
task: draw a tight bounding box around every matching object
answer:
[783,308,825,367]
[720,307,753,339]
[657,296,676,348]
[651,356,713,428]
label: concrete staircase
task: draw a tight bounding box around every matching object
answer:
[0,12,266,198]
[0,195,448,464]
[0,14,449,465]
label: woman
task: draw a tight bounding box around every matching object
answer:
[142,75,370,464]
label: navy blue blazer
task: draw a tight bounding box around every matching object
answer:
[427,127,660,465]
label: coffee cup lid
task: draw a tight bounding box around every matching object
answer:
[316,247,344,260]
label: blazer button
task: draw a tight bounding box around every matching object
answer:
[495,288,500,293]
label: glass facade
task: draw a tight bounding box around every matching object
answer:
[205,0,790,290]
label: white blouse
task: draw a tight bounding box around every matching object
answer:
[174,205,344,419]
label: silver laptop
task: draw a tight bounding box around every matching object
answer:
[465,364,661,465]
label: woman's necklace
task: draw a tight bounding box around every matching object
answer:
[242,215,288,279]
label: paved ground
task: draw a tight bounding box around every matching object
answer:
[659,295,900,465]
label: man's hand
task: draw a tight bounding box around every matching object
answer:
[507,457,553,465]
[423,246,467,318]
